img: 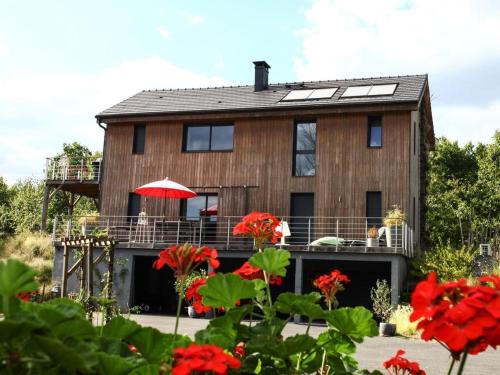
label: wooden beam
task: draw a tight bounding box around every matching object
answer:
[87,242,94,298]
[61,243,69,297]
[67,258,82,276]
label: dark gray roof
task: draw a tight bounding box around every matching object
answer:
[97,74,427,119]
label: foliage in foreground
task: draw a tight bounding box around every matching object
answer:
[0,256,381,374]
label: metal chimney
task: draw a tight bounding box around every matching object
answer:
[253,61,270,91]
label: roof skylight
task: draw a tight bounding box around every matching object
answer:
[281,87,338,101]
[341,84,397,98]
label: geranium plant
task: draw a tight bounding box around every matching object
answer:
[410,273,500,375]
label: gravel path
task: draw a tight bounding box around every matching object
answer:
[129,314,499,374]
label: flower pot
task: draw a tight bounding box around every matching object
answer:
[386,227,402,248]
[367,238,379,247]
[379,322,396,336]
[187,306,201,318]
[204,309,215,319]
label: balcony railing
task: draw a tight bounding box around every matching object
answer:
[45,156,102,182]
[53,215,415,257]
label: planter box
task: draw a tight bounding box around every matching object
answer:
[367,238,379,247]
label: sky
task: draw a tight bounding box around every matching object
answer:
[1,0,499,184]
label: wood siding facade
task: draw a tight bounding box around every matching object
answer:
[100,108,415,224]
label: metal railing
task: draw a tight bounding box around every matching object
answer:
[53,215,415,257]
[45,156,102,182]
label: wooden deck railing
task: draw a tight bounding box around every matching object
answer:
[52,215,415,257]
[45,156,102,182]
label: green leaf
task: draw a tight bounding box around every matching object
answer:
[35,306,96,341]
[317,330,356,355]
[95,353,140,375]
[274,292,325,319]
[0,259,38,296]
[277,334,316,358]
[102,316,143,340]
[129,364,162,375]
[0,318,43,343]
[325,307,378,342]
[198,273,257,310]
[249,248,290,277]
[128,327,182,363]
[33,334,98,373]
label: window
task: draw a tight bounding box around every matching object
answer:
[368,116,382,148]
[290,193,314,244]
[132,124,146,154]
[366,191,382,226]
[127,192,141,221]
[293,121,316,176]
[181,194,218,221]
[183,124,234,152]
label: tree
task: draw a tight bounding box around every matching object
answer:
[425,132,500,248]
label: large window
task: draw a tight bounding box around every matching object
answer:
[366,191,382,226]
[133,124,146,154]
[127,192,141,222]
[368,116,382,148]
[181,194,218,221]
[183,124,234,152]
[293,121,316,176]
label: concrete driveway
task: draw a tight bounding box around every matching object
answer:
[129,314,499,374]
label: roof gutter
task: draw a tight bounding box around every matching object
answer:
[96,117,107,131]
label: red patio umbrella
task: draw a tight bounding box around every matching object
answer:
[200,204,217,216]
[134,177,197,216]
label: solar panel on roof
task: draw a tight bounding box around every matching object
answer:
[341,84,397,98]
[307,88,338,99]
[281,88,338,101]
[341,86,371,97]
[281,89,314,101]
[368,84,397,96]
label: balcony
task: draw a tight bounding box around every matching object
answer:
[44,156,101,198]
[53,215,415,257]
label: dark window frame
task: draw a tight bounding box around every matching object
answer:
[367,116,383,148]
[132,124,146,154]
[182,123,234,152]
[292,120,317,177]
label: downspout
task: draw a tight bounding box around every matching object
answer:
[96,117,107,213]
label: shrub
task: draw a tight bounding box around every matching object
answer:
[411,244,476,281]
[389,305,419,337]
[370,279,392,322]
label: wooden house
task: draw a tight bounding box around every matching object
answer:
[50,61,434,313]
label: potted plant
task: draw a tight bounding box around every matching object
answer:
[78,212,100,235]
[383,205,406,248]
[367,227,379,247]
[370,279,395,336]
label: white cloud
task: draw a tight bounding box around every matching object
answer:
[156,26,171,40]
[0,57,227,184]
[186,14,204,25]
[294,0,500,144]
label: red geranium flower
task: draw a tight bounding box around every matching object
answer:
[153,243,219,278]
[185,277,212,314]
[410,273,500,356]
[16,291,31,302]
[233,261,282,286]
[383,349,426,375]
[313,269,350,307]
[172,343,241,375]
[233,343,246,358]
[233,212,282,249]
